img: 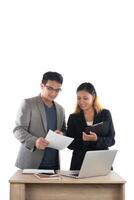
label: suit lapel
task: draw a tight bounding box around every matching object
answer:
[54,102,60,130]
[36,95,47,133]
[78,111,87,127]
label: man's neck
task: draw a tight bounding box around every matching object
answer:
[41,96,53,107]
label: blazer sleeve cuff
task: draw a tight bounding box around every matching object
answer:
[25,136,38,152]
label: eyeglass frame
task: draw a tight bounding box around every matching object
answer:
[44,84,62,93]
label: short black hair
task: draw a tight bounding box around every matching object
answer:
[77,82,97,96]
[42,71,63,84]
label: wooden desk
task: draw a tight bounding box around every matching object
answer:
[9,170,125,200]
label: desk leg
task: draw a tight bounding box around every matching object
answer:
[121,184,125,200]
[10,183,25,200]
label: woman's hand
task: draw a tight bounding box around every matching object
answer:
[82,131,98,141]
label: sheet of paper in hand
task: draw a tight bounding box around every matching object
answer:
[45,130,74,150]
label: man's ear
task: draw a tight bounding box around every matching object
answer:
[40,83,44,89]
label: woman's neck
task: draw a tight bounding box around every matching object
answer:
[84,107,94,122]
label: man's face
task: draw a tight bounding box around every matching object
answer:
[41,80,62,102]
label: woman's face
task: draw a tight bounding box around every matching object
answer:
[77,90,95,111]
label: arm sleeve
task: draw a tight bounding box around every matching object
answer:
[13,99,38,152]
[84,110,115,149]
[66,115,83,150]
[95,111,115,149]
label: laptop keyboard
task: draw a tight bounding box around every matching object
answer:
[71,173,79,176]
[61,170,79,177]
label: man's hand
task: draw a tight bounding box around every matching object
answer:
[82,132,97,142]
[35,137,49,150]
[55,130,64,135]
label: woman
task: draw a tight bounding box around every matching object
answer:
[67,82,115,170]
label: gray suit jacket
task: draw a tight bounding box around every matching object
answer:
[13,95,66,169]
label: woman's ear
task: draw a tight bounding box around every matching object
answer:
[93,94,96,101]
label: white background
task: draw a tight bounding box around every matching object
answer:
[0,1,134,199]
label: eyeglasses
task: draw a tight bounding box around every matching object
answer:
[45,85,62,93]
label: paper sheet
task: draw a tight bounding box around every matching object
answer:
[22,169,54,174]
[45,130,74,150]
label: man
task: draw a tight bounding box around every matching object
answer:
[13,71,66,169]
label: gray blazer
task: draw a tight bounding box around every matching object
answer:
[13,95,66,169]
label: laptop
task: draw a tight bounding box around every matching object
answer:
[61,150,117,178]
